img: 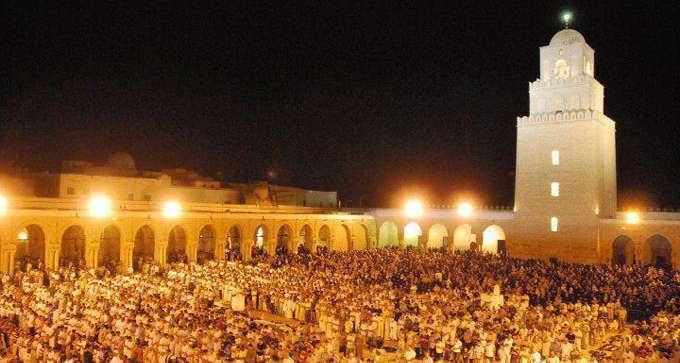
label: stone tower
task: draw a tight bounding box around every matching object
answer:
[513,29,617,263]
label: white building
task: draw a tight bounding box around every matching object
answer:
[513,28,617,263]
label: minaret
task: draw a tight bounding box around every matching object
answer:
[513,23,617,263]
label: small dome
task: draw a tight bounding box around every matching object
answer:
[550,29,585,46]
[107,152,136,170]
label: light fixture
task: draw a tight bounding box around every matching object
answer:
[0,195,7,215]
[17,229,28,241]
[561,11,573,28]
[163,201,182,219]
[457,201,474,218]
[403,199,424,219]
[625,211,640,225]
[88,195,112,218]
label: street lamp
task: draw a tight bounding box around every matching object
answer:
[625,211,640,225]
[404,198,424,219]
[561,11,573,29]
[457,201,474,218]
[163,201,182,219]
[0,195,7,215]
[88,195,112,218]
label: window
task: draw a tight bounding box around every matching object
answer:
[551,150,560,165]
[143,194,151,201]
[67,187,75,195]
[554,59,569,79]
[128,193,134,201]
[551,217,559,232]
[551,182,560,197]
[256,227,265,248]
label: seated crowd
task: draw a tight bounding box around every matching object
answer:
[0,248,678,362]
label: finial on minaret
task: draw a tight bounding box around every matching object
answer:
[561,11,573,29]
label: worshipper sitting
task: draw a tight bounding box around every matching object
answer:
[0,248,678,362]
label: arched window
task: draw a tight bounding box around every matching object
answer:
[256,227,265,249]
[554,59,569,79]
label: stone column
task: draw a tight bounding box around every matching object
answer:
[0,250,7,274]
[266,237,276,256]
[187,243,197,263]
[397,227,405,249]
[288,237,298,254]
[88,243,100,268]
[46,245,59,270]
[128,246,134,271]
[306,238,316,253]
[45,249,61,270]
[155,241,168,266]
[241,240,252,262]
[0,249,15,274]
[10,249,16,274]
[84,245,93,268]
[120,244,132,272]
[215,241,225,261]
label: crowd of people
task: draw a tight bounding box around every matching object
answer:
[0,248,678,362]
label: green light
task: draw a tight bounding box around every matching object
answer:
[561,11,573,28]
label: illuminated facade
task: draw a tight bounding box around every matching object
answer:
[513,28,617,263]
[371,28,678,269]
[0,153,372,273]
[0,29,678,273]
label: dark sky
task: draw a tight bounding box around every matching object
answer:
[1,1,678,208]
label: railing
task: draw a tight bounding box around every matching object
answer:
[6,196,349,215]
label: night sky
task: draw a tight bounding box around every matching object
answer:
[2,2,678,208]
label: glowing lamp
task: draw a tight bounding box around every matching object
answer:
[88,195,112,218]
[457,201,474,218]
[562,12,572,23]
[561,11,573,28]
[17,229,28,241]
[625,211,640,225]
[403,199,424,219]
[0,195,7,215]
[163,201,182,219]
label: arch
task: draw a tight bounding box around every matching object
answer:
[334,224,351,251]
[227,225,242,260]
[253,225,268,257]
[645,235,672,267]
[554,59,569,79]
[452,224,472,251]
[168,225,187,263]
[378,221,398,248]
[612,235,634,266]
[197,225,216,263]
[99,225,121,269]
[276,224,294,255]
[354,224,369,250]
[299,224,314,251]
[60,225,86,267]
[427,224,449,249]
[133,225,155,271]
[482,225,506,254]
[403,222,422,248]
[15,224,46,271]
[317,225,331,252]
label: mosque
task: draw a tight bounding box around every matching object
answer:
[0,27,677,273]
